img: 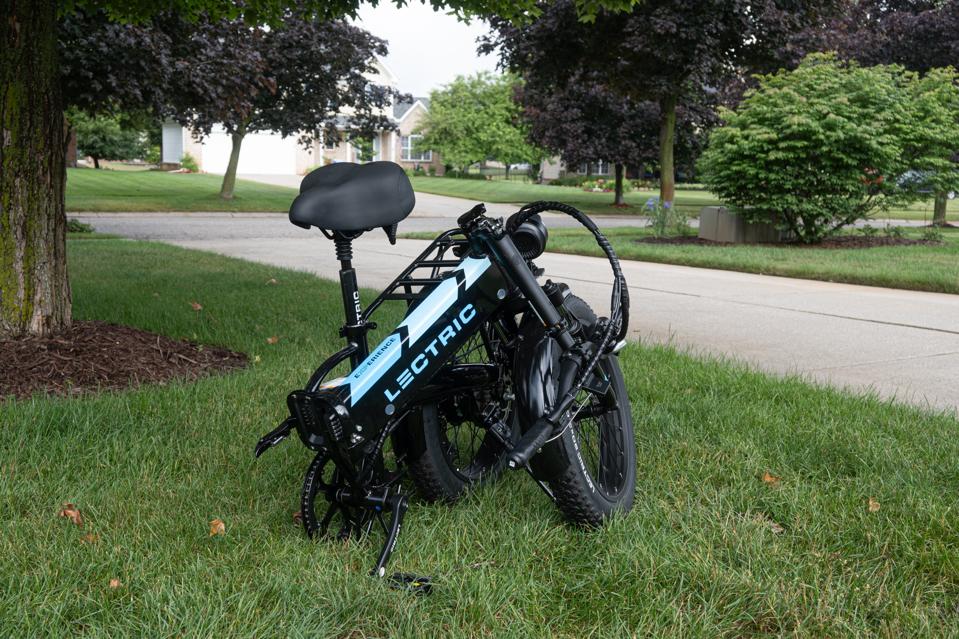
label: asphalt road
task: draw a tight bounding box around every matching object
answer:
[72,210,959,413]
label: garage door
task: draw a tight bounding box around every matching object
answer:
[201,129,298,175]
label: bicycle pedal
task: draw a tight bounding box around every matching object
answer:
[387,572,433,595]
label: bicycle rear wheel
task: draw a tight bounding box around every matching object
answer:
[406,324,517,502]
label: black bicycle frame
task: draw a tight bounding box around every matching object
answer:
[284,213,578,480]
[308,253,508,433]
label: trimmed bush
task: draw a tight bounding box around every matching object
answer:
[699,53,959,243]
[180,152,199,173]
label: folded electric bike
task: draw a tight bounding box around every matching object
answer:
[255,162,636,588]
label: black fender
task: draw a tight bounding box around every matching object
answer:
[514,292,598,481]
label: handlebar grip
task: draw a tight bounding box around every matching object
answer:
[507,417,554,468]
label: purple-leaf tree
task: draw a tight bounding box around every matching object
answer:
[7,0,631,338]
[485,0,839,206]
[172,13,401,199]
[517,70,717,206]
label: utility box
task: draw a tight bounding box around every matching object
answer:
[698,207,791,243]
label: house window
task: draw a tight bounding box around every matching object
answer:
[401,135,432,162]
[579,161,610,175]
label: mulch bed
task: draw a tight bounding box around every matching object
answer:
[638,235,940,249]
[1,321,247,401]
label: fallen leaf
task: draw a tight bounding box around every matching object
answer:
[108,578,121,589]
[266,278,278,285]
[190,301,203,311]
[768,521,785,534]
[254,355,262,363]
[292,511,303,526]
[58,502,83,527]
[209,518,225,536]
[81,533,99,544]
[868,497,880,513]
[152,292,160,298]
[266,335,279,345]
[762,471,780,486]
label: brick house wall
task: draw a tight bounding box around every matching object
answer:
[391,100,444,175]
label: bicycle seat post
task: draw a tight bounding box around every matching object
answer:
[333,233,369,366]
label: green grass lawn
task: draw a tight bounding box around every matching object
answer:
[403,226,959,294]
[2,239,958,636]
[411,176,957,222]
[66,168,297,212]
[66,168,956,224]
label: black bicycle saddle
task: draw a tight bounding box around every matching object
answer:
[289,161,415,233]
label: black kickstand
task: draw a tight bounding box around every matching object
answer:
[370,494,408,578]
[367,494,433,594]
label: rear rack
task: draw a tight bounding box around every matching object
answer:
[362,228,467,320]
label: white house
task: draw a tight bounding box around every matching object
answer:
[161,58,443,175]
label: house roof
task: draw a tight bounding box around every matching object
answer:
[393,97,430,121]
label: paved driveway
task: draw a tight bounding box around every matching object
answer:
[73,211,959,413]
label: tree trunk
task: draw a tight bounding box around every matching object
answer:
[658,94,677,205]
[613,163,625,206]
[219,126,246,200]
[1,1,71,338]
[65,128,77,168]
[93,156,100,169]
[932,191,948,227]
[505,164,510,180]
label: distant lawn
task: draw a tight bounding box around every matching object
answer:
[66,168,297,212]
[3,238,959,635]
[410,176,957,222]
[403,226,959,294]
[66,168,956,222]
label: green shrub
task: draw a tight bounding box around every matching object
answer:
[180,152,199,173]
[646,198,690,238]
[883,224,906,239]
[549,175,591,187]
[581,178,633,193]
[145,145,161,166]
[67,219,94,233]
[69,109,147,169]
[699,54,959,243]
[443,170,487,180]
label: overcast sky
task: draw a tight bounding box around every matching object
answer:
[353,2,500,97]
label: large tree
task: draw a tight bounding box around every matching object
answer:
[417,72,544,175]
[3,0,633,339]
[485,0,838,205]
[518,71,717,205]
[175,13,399,199]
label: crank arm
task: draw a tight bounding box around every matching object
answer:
[254,417,296,458]
[370,494,408,578]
